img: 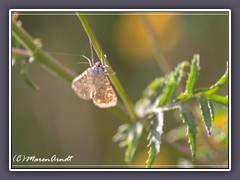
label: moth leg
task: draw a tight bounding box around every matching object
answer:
[104,71,116,76]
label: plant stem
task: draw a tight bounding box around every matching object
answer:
[207,94,228,106]
[76,12,138,122]
[12,21,76,83]
[12,47,32,58]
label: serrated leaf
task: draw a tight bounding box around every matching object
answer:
[146,111,164,168]
[20,60,39,90]
[112,124,130,142]
[135,77,165,117]
[143,77,165,102]
[136,61,188,117]
[179,106,198,158]
[195,62,228,95]
[178,54,200,100]
[113,122,143,164]
[135,98,152,118]
[158,61,188,106]
[186,54,200,94]
[198,95,214,136]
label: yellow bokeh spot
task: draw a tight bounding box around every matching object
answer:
[212,115,228,131]
[114,13,183,63]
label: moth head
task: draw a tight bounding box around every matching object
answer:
[95,61,101,67]
[92,61,105,75]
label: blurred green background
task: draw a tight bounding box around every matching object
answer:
[12,11,229,167]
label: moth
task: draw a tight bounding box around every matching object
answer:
[71,47,117,108]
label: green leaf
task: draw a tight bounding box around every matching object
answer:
[143,77,165,102]
[135,98,152,118]
[20,60,39,90]
[113,122,143,164]
[135,77,165,117]
[198,95,214,136]
[136,61,188,117]
[195,62,228,95]
[146,111,164,168]
[113,124,130,143]
[179,106,198,158]
[207,94,228,106]
[177,54,200,100]
[158,61,188,106]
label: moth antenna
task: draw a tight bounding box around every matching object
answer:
[77,62,90,65]
[82,55,92,66]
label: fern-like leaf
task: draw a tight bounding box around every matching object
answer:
[179,106,198,158]
[158,61,188,106]
[113,122,143,164]
[177,54,200,100]
[143,77,165,102]
[198,95,214,136]
[146,111,164,168]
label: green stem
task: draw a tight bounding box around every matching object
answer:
[12,21,76,83]
[76,12,138,122]
[206,94,228,106]
[12,47,32,59]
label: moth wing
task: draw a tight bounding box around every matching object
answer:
[71,68,93,100]
[93,75,117,108]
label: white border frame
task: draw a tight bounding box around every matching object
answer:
[9,9,231,171]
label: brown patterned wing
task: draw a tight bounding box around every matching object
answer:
[93,75,117,108]
[71,68,94,100]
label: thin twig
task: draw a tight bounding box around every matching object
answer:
[12,21,76,82]
[141,15,172,74]
[12,47,32,58]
